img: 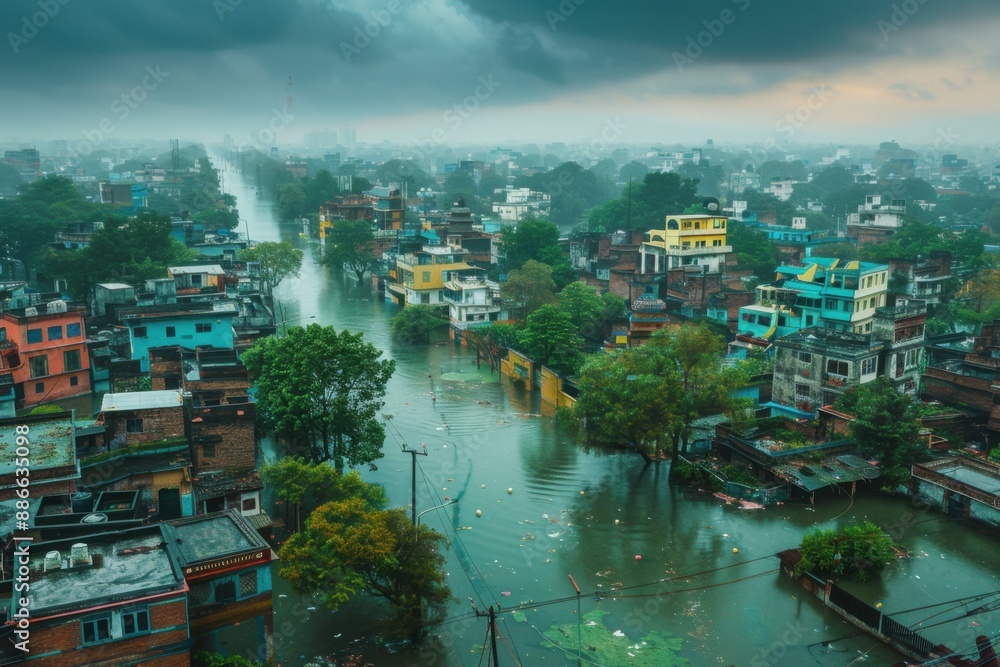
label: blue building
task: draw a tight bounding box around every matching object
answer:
[737,258,889,343]
[121,301,238,371]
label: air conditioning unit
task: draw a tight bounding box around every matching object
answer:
[46,300,68,314]
[24,307,37,317]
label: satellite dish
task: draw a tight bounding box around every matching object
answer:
[702,197,720,212]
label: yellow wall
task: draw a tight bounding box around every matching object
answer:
[396,260,472,290]
[500,349,533,384]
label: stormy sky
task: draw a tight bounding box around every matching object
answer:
[2,0,999,148]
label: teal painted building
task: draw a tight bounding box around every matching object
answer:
[121,301,238,371]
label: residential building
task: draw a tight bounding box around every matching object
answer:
[167,510,276,661]
[639,214,731,275]
[0,301,92,407]
[871,305,926,395]
[737,258,890,343]
[770,328,886,418]
[388,244,475,307]
[99,181,148,210]
[53,220,104,250]
[93,282,137,318]
[727,170,760,193]
[79,443,194,520]
[16,525,192,666]
[886,250,952,308]
[443,270,505,338]
[913,457,1000,527]
[767,178,797,201]
[491,187,551,221]
[368,185,405,231]
[100,389,186,449]
[120,301,237,371]
[846,195,907,246]
[167,264,227,295]
[3,148,40,181]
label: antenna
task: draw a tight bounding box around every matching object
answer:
[285,76,293,116]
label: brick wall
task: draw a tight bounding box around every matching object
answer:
[922,371,995,413]
[29,597,189,667]
[106,406,186,447]
[191,404,256,470]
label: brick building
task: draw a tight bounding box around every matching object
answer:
[0,412,79,501]
[100,390,186,449]
[17,525,191,666]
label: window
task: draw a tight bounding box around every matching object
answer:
[195,323,212,333]
[70,376,79,387]
[798,352,812,363]
[165,326,176,338]
[29,356,48,378]
[64,349,81,372]
[82,614,112,644]
[26,328,42,344]
[826,359,849,376]
[35,382,44,394]
[861,357,877,375]
[126,418,143,433]
[190,274,203,286]
[805,315,814,326]
[422,270,431,283]
[66,322,81,338]
[47,326,63,341]
[133,326,148,338]
[713,219,722,228]
[121,608,149,637]
[239,570,258,597]
[713,239,722,246]
[242,496,257,513]
[795,384,811,401]
[202,443,216,458]
[825,298,838,310]
[215,579,236,603]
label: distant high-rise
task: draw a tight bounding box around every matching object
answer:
[339,125,357,147]
[3,148,40,181]
[305,130,339,150]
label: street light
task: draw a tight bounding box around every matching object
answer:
[240,217,251,244]
[416,498,458,528]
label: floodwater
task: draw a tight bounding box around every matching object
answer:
[215,157,1000,667]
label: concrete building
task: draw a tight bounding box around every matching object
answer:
[388,244,476,307]
[639,214,731,275]
[443,271,505,337]
[0,302,92,408]
[847,195,907,246]
[100,390,186,449]
[0,412,79,501]
[120,301,238,371]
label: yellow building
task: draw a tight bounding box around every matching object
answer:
[639,214,731,274]
[388,244,476,306]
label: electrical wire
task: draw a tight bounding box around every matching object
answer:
[494,621,523,667]
[475,622,491,667]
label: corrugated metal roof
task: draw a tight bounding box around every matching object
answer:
[101,390,184,412]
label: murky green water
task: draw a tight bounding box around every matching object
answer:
[217,158,1000,667]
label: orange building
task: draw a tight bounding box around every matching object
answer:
[0,302,91,408]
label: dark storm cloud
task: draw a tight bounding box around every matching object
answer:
[1,0,998,139]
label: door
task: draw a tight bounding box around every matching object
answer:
[158,487,182,520]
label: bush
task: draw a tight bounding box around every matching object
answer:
[390,305,448,344]
[797,521,895,581]
[192,651,262,667]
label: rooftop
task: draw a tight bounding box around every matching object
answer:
[193,467,262,499]
[165,509,269,565]
[0,414,75,475]
[96,282,134,290]
[168,264,225,275]
[28,526,185,617]
[101,390,184,412]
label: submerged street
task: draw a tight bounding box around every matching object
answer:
[218,157,1000,667]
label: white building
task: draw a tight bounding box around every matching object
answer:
[443,272,505,332]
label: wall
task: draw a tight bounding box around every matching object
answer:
[129,315,235,372]
[105,406,186,447]
[191,404,256,471]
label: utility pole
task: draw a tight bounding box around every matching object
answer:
[568,574,582,666]
[489,606,500,667]
[402,441,428,526]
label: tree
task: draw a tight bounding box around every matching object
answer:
[619,161,649,183]
[390,305,448,344]
[302,169,340,213]
[239,241,303,296]
[557,281,603,338]
[263,460,384,531]
[502,260,558,317]
[277,182,307,220]
[193,206,239,231]
[517,304,583,375]
[797,522,895,581]
[192,652,262,667]
[727,220,781,280]
[325,219,376,285]
[572,324,742,463]
[834,377,925,486]
[242,324,395,470]
[279,490,452,641]
[45,212,196,299]
[501,218,563,271]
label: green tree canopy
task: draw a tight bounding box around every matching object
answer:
[555,282,627,343]
[727,220,782,281]
[390,305,449,344]
[324,219,376,285]
[277,182,307,220]
[502,260,558,317]
[572,324,743,462]
[797,522,895,581]
[239,241,303,296]
[501,218,564,271]
[262,460,385,531]
[279,485,452,641]
[242,324,395,470]
[45,212,196,299]
[587,171,701,233]
[516,304,583,375]
[834,377,925,486]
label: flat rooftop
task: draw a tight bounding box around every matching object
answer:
[29,527,185,616]
[922,460,1000,496]
[0,416,75,475]
[166,510,269,565]
[101,390,184,412]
